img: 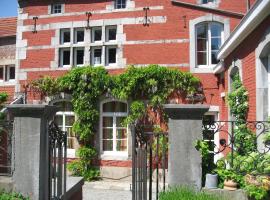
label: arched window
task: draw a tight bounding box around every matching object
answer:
[196,22,224,67]
[54,101,78,158]
[101,101,128,154]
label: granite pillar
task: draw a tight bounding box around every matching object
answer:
[164,104,209,190]
[7,105,58,200]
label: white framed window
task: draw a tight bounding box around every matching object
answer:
[115,0,126,9]
[0,65,15,82]
[54,101,78,158]
[91,47,102,66]
[74,48,85,66]
[92,27,102,43]
[74,28,85,44]
[201,0,215,4]
[196,22,223,67]
[51,3,63,14]
[106,26,117,42]
[101,101,128,156]
[106,46,117,66]
[59,48,71,67]
[60,29,71,45]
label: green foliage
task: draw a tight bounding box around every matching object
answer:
[159,186,223,200]
[244,184,268,200]
[0,93,8,105]
[194,140,209,158]
[0,190,29,200]
[67,147,100,181]
[214,168,244,188]
[32,65,201,182]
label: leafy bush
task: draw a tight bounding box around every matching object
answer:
[159,187,222,200]
[0,190,29,200]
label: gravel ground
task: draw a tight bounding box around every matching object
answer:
[83,188,132,200]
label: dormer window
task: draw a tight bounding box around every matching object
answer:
[51,3,63,14]
[115,0,126,9]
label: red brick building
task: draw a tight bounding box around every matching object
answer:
[2,0,259,178]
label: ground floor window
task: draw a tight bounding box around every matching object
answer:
[54,101,78,158]
[101,101,128,155]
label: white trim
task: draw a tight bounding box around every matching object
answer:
[106,46,117,66]
[100,100,128,158]
[91,46,103,66]
[218,0,270,60]
[60,29,71,45]
[73,47,85,66]
[74,28,85,44]
[106,26,117,42]
[92,27,103,43]
[59,48,71,68]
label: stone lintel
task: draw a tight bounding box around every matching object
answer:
[164,104,210,119]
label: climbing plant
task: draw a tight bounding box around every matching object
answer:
[31,65,201,180]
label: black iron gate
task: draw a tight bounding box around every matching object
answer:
[132,124,168,200]
[48,121,67,200]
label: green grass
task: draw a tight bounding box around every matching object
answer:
[159,186,222,200]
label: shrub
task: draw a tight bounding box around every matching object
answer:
[0,190,29,200]
[159,186,222,200]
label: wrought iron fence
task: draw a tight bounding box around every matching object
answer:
[132,124,168,200]
[202,120,270,176]
[48,121,67,200]
[0,120,13,176]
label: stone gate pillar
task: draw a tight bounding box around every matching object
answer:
[7,105,58,200]
[164,104,209,190]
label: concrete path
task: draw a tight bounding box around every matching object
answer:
[83,180,132,200]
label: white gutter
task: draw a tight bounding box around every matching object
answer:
[217,0,270,60]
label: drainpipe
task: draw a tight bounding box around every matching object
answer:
[247,0,251,11]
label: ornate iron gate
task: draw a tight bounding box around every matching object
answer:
[48,121,67,200]
[132,124,168,200]
[0,120,13,176]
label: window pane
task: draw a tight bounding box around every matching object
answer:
[52,4,62,14]
[211,37,221,51]
[211,23,222,37]
[66,116,75,126]
[9,66,15,80]
[103,128,113,139]
[63,50,70,65]
[108,48,116,64]
[76,30,84,43]
[115,0,126,9]
[107,27,117,41]
[116,140,127,151]
[197,38,207,51]
[67,138,76,149]
[93,49,102,65]
[0,67,3,81]
[202,0,214,3]
[54,115,63,125]
[63,31,70,43]
[116,128,127,139]
[211,51,218,64]
[197,24,207,39]
[76,49,84,65]
[197,52,207,65]
[103,117,113,127]
[103,101,127,112]
[116,117,126,127]
[103,140,113,151]
[94,28,102,41]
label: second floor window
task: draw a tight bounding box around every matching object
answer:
[0,65,15,82]
[202,0,215,4]
[196,22,223,67]
[115,0,126,9]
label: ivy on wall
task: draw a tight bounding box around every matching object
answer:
[32,65,201,180]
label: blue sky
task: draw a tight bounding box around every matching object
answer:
[0,0,18,17]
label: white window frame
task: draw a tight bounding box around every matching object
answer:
[74,47,85,67]
[106,46,117,66]
[59,48,71,68]
[115,0,127,9]
[100,100,128,157]
[74,28,85,44]
[51,3,63,14]
[195,22,224,68]
[60,29,71,45]
[106,26,117,42]
[91,47,103,66]
[55,110,76,158]
[91,27,102,43]
[0,65,15,83]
